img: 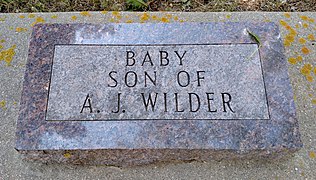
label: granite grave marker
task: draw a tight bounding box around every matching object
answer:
[16,22,302,166]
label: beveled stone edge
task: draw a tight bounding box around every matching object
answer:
[17,147,300,166]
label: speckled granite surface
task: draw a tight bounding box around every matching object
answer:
[15,22,301,166]
[47,43,268,121]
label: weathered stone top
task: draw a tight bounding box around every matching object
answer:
[15,22,301,151]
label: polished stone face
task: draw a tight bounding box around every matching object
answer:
[16,22,301,165]
[47,44,269,121]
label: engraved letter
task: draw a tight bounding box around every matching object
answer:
[197,71,205,87]
[175,51,187,65]
[144,71,157,87]
[141,93,158,111]
[125,71,137,87]
[189,93,200,112]
[112,93,121,113]
[80,94,93,113]
[177,71,190,87]
[163,93,168,112]
[222,93,235,113]
[126,51,136,66]
[160,51,169,66]
[174,93,184,112]
[206,93,217,112]
[108,71,117,87]
[141,51,154,66]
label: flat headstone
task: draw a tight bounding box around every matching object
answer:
[16,22,302,166]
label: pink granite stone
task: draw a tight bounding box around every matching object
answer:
[15,23,302,166]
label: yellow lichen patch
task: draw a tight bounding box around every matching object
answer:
[15,27,28,32]
[140,12,150,22]
[284,13,290,18]
[307,34,315,41]
[308,94,313,97]
[284,34,296,46]
[305,64,313,70]
[306,75,313,82]
[288,57,297,65]
[299,38,306,44]
[63,152,71,158]
[226,15,231,19]
[0,39,5,43]
[0,45,16,66]
[80,11,91,17]
[308,18,315,23]
[312,99,316,105]
[112,11,122,19]
[51,15,58,19]
[301,46,310,54]
[0,100,6,110]
[300,15,309,21]
[280,20,298,47]
[19,15,25,19]
[161,17,170,23]
[112,11,120,16]
[285,34,295,42]
[284,25,292,30]
[151,15,158,20]
[173,16,179,21]
[295,24,300,29]
[101,10,108,14]
[309,151,316,158]
[297,56,303,62]
[301,64,313,75]
[289,28,297,36]
[31,17,45,27]
[179,19,185,23]
[303,23,309,28]
[165,14,172,19]
[71,16,77,21]
[284,39,291,47]
[301,68,310,75]
[28,14,35,18]
[314,67,316,75]
[126,20,133,23]
[279,20,288,26]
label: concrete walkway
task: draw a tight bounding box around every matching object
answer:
[0,11,315,179]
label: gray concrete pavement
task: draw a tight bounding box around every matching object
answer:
[0,12,315,179]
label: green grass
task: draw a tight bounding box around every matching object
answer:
[0,0,316,13]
